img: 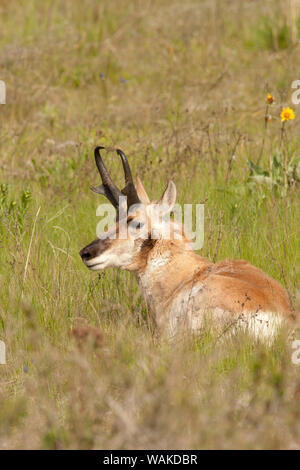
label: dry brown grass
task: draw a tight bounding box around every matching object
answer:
[0,0,299,449]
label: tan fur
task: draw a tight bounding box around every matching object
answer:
[136,175,150,204]
[133,234,295,337]
[80,176,296,341]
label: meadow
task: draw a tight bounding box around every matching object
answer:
[0,0,300,449]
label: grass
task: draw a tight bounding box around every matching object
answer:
[0,0,300,449]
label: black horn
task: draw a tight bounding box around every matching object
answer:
[116,149,140,207]
[91,146,123,208]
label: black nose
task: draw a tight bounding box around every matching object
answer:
[80,246,93,261]
[80,238,110,263]
[80,241,100,261]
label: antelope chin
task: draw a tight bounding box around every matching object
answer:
[84,259,107,270]
[87,263,105,271]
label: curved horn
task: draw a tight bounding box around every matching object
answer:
[116,149,140,206]
[93,146,123,207]
[116,149,134,185]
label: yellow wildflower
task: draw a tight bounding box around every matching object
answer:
[280,107,295,122]
[266,93,274,104]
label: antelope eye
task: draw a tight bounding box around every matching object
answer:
[130,220,144,230]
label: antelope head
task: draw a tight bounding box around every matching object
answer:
[79,147,181,273]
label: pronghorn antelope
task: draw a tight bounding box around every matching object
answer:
[80,147,295,340]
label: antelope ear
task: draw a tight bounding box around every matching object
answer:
[157,180,177,214]
[136,175,150,204]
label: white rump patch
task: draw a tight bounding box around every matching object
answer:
[233,312,284,342]
[167,289,285,342]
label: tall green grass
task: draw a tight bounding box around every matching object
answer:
[0,0,299,449]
